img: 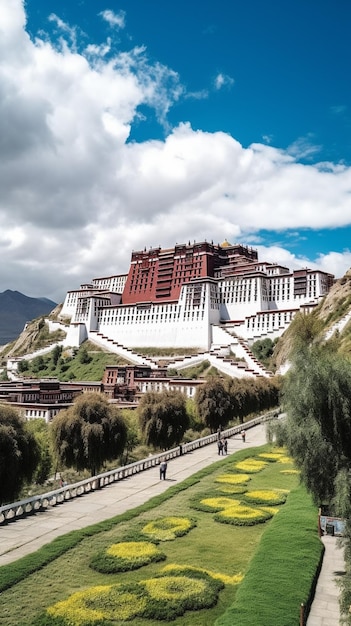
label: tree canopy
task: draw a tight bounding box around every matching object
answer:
[0,405,40,503]
[51,392,127,476]
[281,344,351,505]
[138,390,189,449]
[195,378,232,432]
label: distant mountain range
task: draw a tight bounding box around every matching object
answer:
[0,290,57,344]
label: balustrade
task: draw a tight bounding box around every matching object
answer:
[0,411,278,525]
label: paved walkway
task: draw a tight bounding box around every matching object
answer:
[307,534,345,626]
[0,423,345,624]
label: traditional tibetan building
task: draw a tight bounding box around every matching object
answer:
[60,240,334,352]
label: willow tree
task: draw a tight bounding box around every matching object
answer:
[138,390,189,450]
[282,343,351,505]
[51,393,127,476]
[0,405,40,503]
[195,378,231,432]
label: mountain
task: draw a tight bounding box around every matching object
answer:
[0,290,57,344]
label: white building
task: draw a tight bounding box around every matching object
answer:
[60,240,334,352]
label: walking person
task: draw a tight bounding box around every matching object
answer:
[223,438,228,455]
[241,430,246,443]
[217,439,223,455]
[159,459,168,480]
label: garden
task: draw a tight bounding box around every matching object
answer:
[0,444,323,626]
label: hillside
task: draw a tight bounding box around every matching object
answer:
[0,290,57,344]
[273,268,351,371]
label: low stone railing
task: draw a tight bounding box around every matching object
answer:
[0,410,279,525]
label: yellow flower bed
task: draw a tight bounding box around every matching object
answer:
[46,572,223,624]
[90,540,165,573]
[215,473,250,485]
[161,563,244,586]
[234,459,268,473]
[142,516,195,541]
[144,575,206,601]
[107,541,159,559]
[47,584,147,624]
[201,496,241,511]
[215,503,273,525]
[244,489,287,505]
[278,456,294,464]
[258,452,284,461]
[261,506,280,515]
[196,495,273,526]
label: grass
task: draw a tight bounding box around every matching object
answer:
[17,342,129,382]
[215,484,323,626]
[0,446,322,626]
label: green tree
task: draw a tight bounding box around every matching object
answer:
[279,340,351,622]
[122,410,141,464]
[138,390,189,449]
[17,359,29,373]
[51,344,62,367]
[51,393,127,476]
[281,345,351,504]
[79,346,92,364]
[26,418,53,485]
[0,406,40,503]
[195,378,231,432]
[251,338,275,366]
[31,355,46,373]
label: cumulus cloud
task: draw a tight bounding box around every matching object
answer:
[0,0,351,303]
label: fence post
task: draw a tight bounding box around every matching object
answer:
[300,602,305,626]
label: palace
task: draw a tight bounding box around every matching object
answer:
[60,240,334,353]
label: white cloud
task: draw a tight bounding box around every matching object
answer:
[0,1,351,303]
[214,72,235,90]
[287,135,322,160]
[99,9,126,30]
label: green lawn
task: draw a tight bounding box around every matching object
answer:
[0,445,323,626]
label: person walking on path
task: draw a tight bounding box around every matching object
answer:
[159,459,167,480]
[223,438,228,455]
[241,430,246,442]
[217,439,223,455]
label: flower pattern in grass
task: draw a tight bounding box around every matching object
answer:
[215,503,273,526]
[45,572,223,624]
[234,459,268,473]
[257,452,284,461]
[194,496,241,513]
[278,455,294,464]
[215,473,250,485]
[280,469,300,475]
[140,572,223,620]
[161,563,244,586]
[142,516,196,541]
[243,489,288,506]
[46,583,147,624]
[90,541,166,573]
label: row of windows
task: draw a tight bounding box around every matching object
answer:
[246,311,294,328]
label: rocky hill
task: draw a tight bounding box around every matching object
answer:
[0,290,57,345]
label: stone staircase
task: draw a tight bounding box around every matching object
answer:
[88,330,158,369]
[324,309,351,340]
[211,325,274,377]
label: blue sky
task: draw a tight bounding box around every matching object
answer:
[0,0,350,301]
